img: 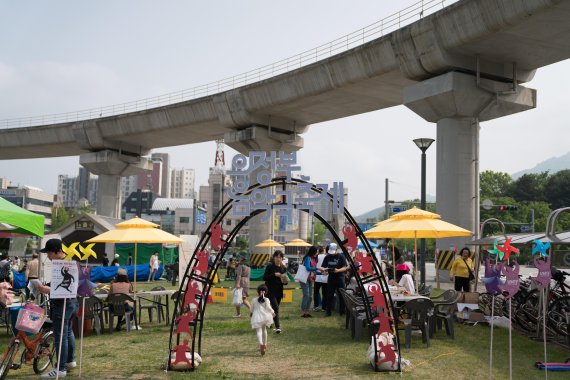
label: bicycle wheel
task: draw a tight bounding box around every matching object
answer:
[33,331,55,374]
[548,296,570,337]
[0,342,19,380]
[514,290,540,333]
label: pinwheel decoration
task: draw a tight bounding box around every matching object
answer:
[497,238,519,261]
[63,242,82,261]
[531,240,550,257]
[79,243,97,260]
[488,240,502,258]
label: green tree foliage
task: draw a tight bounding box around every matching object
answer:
[544,169,570,209]
[50,206,69,232]
[508,172,548,202]
[480,170,512,198]
[312,220,326,245]
[236,236,249,251]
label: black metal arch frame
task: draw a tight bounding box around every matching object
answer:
[167,177,401,372]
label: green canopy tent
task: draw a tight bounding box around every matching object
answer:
[0,196,44,237]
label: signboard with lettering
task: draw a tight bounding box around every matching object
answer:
[225,151,344,222]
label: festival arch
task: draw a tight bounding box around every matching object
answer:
[167,176,401,372]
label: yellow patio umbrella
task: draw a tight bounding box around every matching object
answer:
[284,238,312,247]
[255,239,285,248]
[364,207,473,289]
[86,216,184,294]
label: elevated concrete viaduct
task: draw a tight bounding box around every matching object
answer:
[1,0,570,249]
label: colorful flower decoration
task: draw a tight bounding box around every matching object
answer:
[497,238,519,261]
[531,240,550,257]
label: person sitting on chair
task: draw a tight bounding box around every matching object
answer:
[110,268,134,331]
[389,263,415,294]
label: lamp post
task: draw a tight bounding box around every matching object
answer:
[413,138,435,286]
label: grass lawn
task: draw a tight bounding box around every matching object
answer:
[2,278,569,379]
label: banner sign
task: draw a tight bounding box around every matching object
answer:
[50,260,79,298]
[225,151,344,222]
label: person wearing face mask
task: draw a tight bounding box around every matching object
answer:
[318,243,348,317]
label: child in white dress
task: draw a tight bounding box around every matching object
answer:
[250,284,275,355]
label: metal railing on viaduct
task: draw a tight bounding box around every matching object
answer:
[0,0,457,129]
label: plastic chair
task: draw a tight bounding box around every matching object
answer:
[430,289,457,303]
[138,286,166,324]
[430,293,461,339]
[76,296,104,335]
[419,285,433,297]
[400,298,434,349]
[106,293,137,333]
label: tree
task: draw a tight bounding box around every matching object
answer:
[480,171,512,198]
[508,172,549,202]
[236,236,248,251]
[545,169,570,210]
[50,206,69,232]
[312,221,326,245]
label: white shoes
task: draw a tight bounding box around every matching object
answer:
[41,369,67,378]
[66,361,77,370]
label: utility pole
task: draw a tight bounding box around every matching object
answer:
[384,178,389,220]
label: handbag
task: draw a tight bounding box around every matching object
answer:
[232,288,243,306]
[294,264,310,283]
[462,258,475,281]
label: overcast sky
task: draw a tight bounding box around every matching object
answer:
[0,1,569,216]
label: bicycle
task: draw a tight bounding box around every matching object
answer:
[515,268,570,336]
[0,303,54,379]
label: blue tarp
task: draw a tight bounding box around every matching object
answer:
[12,271,26,289]
[11,264,163,288]
[90,264,163,283]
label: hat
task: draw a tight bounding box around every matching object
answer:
[118,268,127,276]
[395,263,410,272]
[328,243,338,254]
[115,254,120,259]
[40,238,62,253]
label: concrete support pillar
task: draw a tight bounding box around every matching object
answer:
[225,125,303,249]
[80,150,152,218]
[404,72,536,250]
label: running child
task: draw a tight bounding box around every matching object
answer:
[250,284,275,355]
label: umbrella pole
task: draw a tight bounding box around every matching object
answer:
[134,244,137,294]
[392,239,396,282]
[414,237,418,292]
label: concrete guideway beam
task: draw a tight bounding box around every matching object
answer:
[80,150,152,218]
[403,71,536,250]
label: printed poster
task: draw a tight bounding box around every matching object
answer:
[50,260,79,299]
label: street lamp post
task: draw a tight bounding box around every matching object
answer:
[413,138,435,286]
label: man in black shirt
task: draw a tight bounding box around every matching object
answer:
[319,243,348,316]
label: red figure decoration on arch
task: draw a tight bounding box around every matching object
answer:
[172,339,193,368]
[342,225,358,255]
[355,251,374,275]
[175,310,195,336]
[193,250,209,277]
[211,224,227,251]
[183,280,202,312]
[376,341,397,369]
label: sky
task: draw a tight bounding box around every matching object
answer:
[0,1,569,216]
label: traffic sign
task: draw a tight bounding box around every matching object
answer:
[520,225,530,232]
[392,206,406,213]
[482,199,493,210]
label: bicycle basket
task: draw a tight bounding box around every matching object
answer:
[15,303,46,334]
